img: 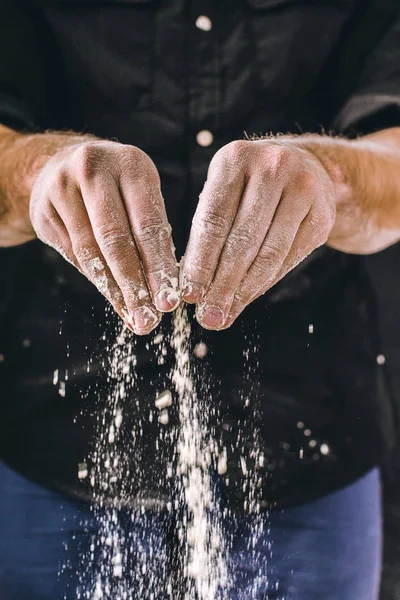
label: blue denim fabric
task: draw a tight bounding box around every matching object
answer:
[0,462,381,600]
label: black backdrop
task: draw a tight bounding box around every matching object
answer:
[365,244,400,600]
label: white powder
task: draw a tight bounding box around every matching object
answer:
[158,409,169,425]
[217,448,227,476]
[155,389,173,410]
[86,256,110,298]
[157,271,180,306]
[68,305,270,599]
[377,354,386,365]
[320,443,330,455]
[193,342,208,359]
[171,305,228,600]
[73,323,163,600]
[78,462,88,480]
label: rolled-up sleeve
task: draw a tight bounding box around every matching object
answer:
[0,0,49,131]
[333,16,400,135]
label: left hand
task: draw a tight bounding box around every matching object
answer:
[181,139,337,330]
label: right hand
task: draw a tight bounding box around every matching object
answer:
[30,140,179,334]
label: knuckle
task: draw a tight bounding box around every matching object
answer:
[225,227,254,254]
[262,144,295,178]
[124,145,148,166]
[72,143,103,181]
[248,257,270,281]
[224,139,251,156]
[184,257,214,281]
[134,217,167,243]
[295,169,320,194]
[95,223,132,253]
[233,286,252,307]
[73,233,97,262]
[255,240,287,269]
[192,210,228,239]
[210,139,250,171]
[122,146,159,179]
[118,283,144,305]
[43,168,73,201]
[52,167,71,196]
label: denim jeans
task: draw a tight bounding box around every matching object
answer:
[0,461,381,599]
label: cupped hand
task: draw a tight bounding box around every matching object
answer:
[30,140,179,334]
[181,139,337,330]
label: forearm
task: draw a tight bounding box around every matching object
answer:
[0,125,94,247]
[290,128,400,254]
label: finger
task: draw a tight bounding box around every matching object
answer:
[214,194,312,329]
[34,201,132,326]
[33,202,77,266]
[76,171,162,334]
[52,182,156,335]
[222,207,325,329]
[54,191,129,325]
[118,151,180,312]
[181,147,246,303]
[195,175,282,329]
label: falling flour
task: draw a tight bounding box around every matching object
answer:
[68,301,280,600]
[69,305,230,600]
[171,305,228,600]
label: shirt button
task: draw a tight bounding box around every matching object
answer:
[195,15,212,32]
[196,130,214,147]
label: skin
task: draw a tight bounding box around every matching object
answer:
[181,131,400,329]
[1,125,400,333]
[0,127,179,334]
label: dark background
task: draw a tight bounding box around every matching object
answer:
[365,244,400,600]
[366,244,400,402]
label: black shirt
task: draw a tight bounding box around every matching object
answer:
[0,0,400,510]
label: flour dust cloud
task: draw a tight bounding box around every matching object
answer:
[61,305,269,599]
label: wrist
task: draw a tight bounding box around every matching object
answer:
[283,135,369,251]
[285,135,353,206]
[0,128,96,247]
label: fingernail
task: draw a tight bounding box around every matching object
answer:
[155,289,180,312]
[198,305,225,329]
[182,282,203,303]
[132,306,161,334]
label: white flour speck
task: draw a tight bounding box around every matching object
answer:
[158,410,169,425]
[320,443,330,455]
[194,342,208,359]
[377,354,386,365]
[155,389,173,410]
[171,305,228,600]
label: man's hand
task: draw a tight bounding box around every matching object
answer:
[181,139,337,330]
[30,140,179,334]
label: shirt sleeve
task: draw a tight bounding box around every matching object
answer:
[333,15,400,136]
[0,0,50,131]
